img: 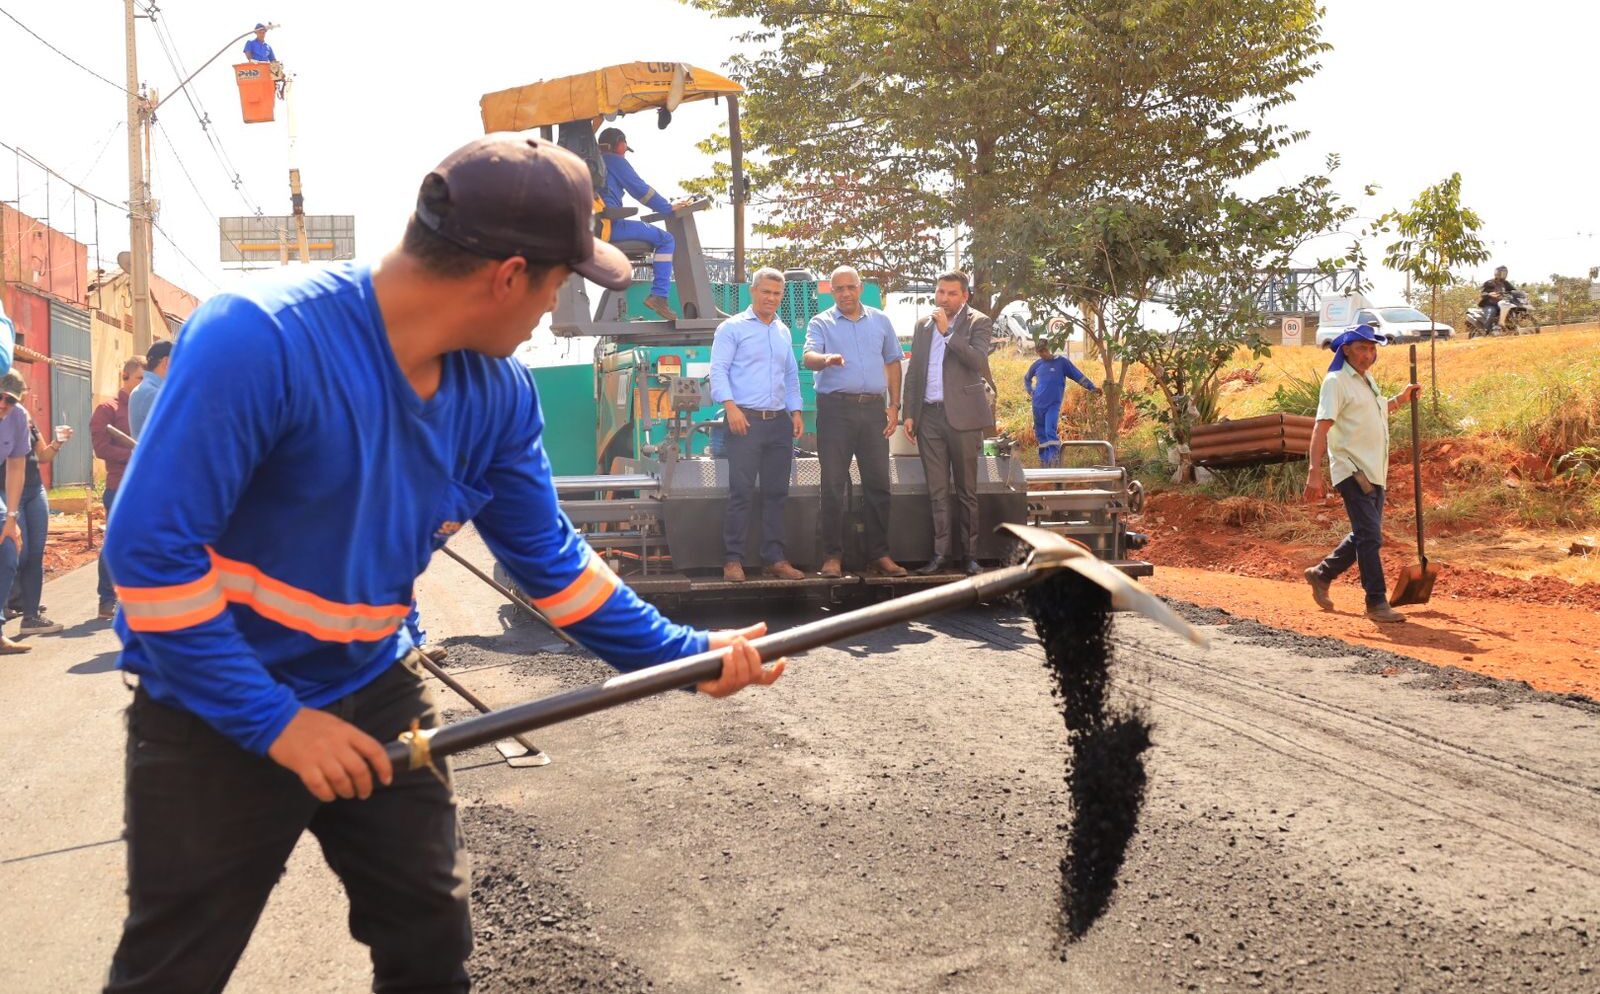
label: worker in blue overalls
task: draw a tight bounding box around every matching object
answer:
[597,127,684,322]
[243,23,285,98]
[1024,339,1099,466]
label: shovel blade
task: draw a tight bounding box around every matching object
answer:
[494,739,552,767]
[998,523,1208,647]
[1388,562,1439,608]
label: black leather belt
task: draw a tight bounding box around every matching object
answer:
[923,401,944,408]
[739,407,785,420]
[820,392,885,405]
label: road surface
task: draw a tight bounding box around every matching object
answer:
[3,530,1596,992]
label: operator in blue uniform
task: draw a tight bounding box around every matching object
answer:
[242,23,285,98]
[242,23,275,62]
[100,135,784,993]
[1024,339,1098,467]
[597,126,685,322]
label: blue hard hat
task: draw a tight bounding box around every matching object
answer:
[254,23,267,30]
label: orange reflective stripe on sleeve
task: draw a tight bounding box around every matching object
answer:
[209,550,411,643]
[532,553,621,628]
[115,568,228,633]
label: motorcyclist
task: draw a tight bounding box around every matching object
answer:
[1479,266,1516,333]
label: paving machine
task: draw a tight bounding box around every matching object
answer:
[479,63,1149,608]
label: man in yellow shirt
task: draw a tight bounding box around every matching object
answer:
[1303,325,1420,623]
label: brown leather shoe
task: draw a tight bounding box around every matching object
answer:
[0,635,32,655]
[723,561,747,583]
[868,556,908,577]
[765,561,805,581]
[818,558,843,579]
[643,294,676,321]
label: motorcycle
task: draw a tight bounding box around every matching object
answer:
[1465,289,1537,338]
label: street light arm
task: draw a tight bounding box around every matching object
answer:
[151,23,279,114]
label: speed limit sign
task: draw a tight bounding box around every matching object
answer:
[1281,317,1304,346]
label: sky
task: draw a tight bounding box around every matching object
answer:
[2,0,1597,360]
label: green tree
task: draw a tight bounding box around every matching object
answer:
[682,0,1328,322]
[1029,164,1365,449]
[1376,173,1489,411]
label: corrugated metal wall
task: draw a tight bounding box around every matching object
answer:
[48,301,93,486]
[4,286,55,487]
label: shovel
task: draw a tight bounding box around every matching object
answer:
[386,524,1207,773]
[1389,344,1438,607]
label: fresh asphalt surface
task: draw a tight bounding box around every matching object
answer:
[4,528,1597,992]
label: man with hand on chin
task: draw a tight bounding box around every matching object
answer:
[901,271,996,577]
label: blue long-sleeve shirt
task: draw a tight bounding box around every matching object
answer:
[1025,355,1096,406]
[601,152,672,216]
[709,308,802,412]
[127,368,164,439]
[106,263,707,755]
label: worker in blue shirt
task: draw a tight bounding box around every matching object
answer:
[597,127,685,322]
[100,136,784,993]
[126,339,171,440]
[242,23,275,62]
[1024,339,1098,467]
[710,267,805,583]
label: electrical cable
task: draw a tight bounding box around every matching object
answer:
[0,4,134,95]
[143,2,265,217]
[153,120,251,260]
[151,220,220,293]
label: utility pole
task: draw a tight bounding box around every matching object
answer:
[124,0,154,353]
[284,77,310,264]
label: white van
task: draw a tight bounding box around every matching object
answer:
[1315,294,1453,346]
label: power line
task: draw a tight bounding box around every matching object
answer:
[0,138,126,212]
[0,4,133,96]
[152,220,220,293]
[153,120,250,260]
[143,3,265,217]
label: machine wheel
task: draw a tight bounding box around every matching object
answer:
[1127,479,1145,515]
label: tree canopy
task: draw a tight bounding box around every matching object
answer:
[684,0,1329,317]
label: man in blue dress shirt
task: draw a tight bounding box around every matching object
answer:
[710,268,805,582]
[803,266,907,579]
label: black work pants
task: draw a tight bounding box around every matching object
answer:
[916,403,981,559]
[723,411,794,565]
[816,393,892,562]
[105,654,471,994]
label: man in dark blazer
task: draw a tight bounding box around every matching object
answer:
[901,271,995,576]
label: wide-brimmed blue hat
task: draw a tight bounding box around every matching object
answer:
[1325,323,1384,371]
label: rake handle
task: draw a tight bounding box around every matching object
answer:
[384,562,1051,771]
[1409,344,1426,568]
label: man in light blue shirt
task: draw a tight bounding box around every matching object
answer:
[710,268,804,582]
[802,265,906,578]
[128,339,172,439]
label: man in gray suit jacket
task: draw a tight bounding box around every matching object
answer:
[901,271,995,576]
